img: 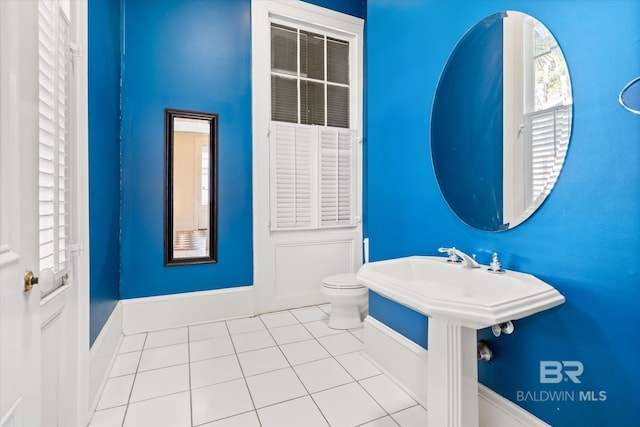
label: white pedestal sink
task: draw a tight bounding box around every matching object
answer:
[356,256,565,427]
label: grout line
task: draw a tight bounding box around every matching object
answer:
[225,318,263,427]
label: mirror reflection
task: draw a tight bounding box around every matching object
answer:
[431,11,573,231]
[620,77,640,114]
[165,109,217,265]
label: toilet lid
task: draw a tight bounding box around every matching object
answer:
[322,273,364,289]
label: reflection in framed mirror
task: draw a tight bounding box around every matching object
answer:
[165,109,218,265]
[431,11,573,231]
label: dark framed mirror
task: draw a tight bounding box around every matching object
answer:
[165,109,218,266]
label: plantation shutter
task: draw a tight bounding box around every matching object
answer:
[319,128,356,227]
[270,123,356,231]
[526,105,571,203]
[38,0,71,277]
[270,123,314,230]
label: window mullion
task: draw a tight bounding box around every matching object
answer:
[296,28,301,125]
[323,35,328,127]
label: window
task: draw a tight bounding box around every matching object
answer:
[525,18,572,204]
[38,0,71,283]
[269,21,357,231]
[271,23,350,128]
[201,144,209,206]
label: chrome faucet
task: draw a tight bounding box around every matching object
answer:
[438,247,481,269]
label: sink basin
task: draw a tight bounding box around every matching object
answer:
[356,255,564,329]
[357,255,566,427]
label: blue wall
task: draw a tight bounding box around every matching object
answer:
[303,0,365,18]
[366,0,640,425]
[87,0,365,344]
[88,0,121,345]
[119,0,253,298]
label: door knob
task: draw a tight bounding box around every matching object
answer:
[24,268,54,293]
[24,270,38,292]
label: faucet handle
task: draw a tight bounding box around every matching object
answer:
[488,252,505,273]
[438,247,461,263]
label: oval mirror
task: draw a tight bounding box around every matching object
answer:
[431,11,573,231]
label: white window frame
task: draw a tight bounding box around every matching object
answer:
[253,1,363,234]
[38,0,72,289]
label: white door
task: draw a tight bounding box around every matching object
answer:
[0,2,43,426]
[251,1,364,313]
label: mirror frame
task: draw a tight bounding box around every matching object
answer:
[164,108,218,266]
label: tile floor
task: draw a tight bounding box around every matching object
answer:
[89,305,428,427]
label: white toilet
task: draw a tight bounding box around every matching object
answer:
[321,273,368,330]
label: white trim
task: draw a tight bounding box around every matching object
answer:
[251,0,364,314]
[364,316,550,427]
[69,0,90,424]
[88,301,123,415]
[121,286,255,335]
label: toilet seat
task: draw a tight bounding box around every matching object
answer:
[321,273,364,290]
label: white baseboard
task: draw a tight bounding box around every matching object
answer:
[121,286,255,335]
[88,302,123,414]
[363,316,550,427]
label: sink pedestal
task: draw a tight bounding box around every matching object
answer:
[427,317,479,427]
[356,256,566,427]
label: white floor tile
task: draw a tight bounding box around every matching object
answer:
[335,352,381,380]
[191,354,243,389]
[119,334,146,354]
[237,346,289,377]
[360,416,401,427]
[123,391,191,427]
[231,329,275,353]
[317,304,332,314]
[245,367,307,408]
[317,331,364,356]
[349,327,365,342]
[96,375,135,410]
[260,311,300,328]
[191,378,254,426]
[138,343,189,372]
[359,375,416,414]
[226,317,265,335]
[269,323,313,345]
[88,406,126,427]
[257,396,329,427]
[294,358,353,393]
[129,364,189,403]
[190,335,235,362]
[189,321,229,342]
[279,339,331,366]
[312,382,386,427]
[199,411,260,427]
[303,319,343,338]
[291,306,329,323]
[144,327,188,349]
[391,404,428,427]
[109,351,141,377]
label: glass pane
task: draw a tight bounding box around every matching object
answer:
[301,80,325,125]
[327,85,349,128]
[327,37,349,84]
[272,75,298,123]
[300,30,324,80]
[271,24,297,75]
